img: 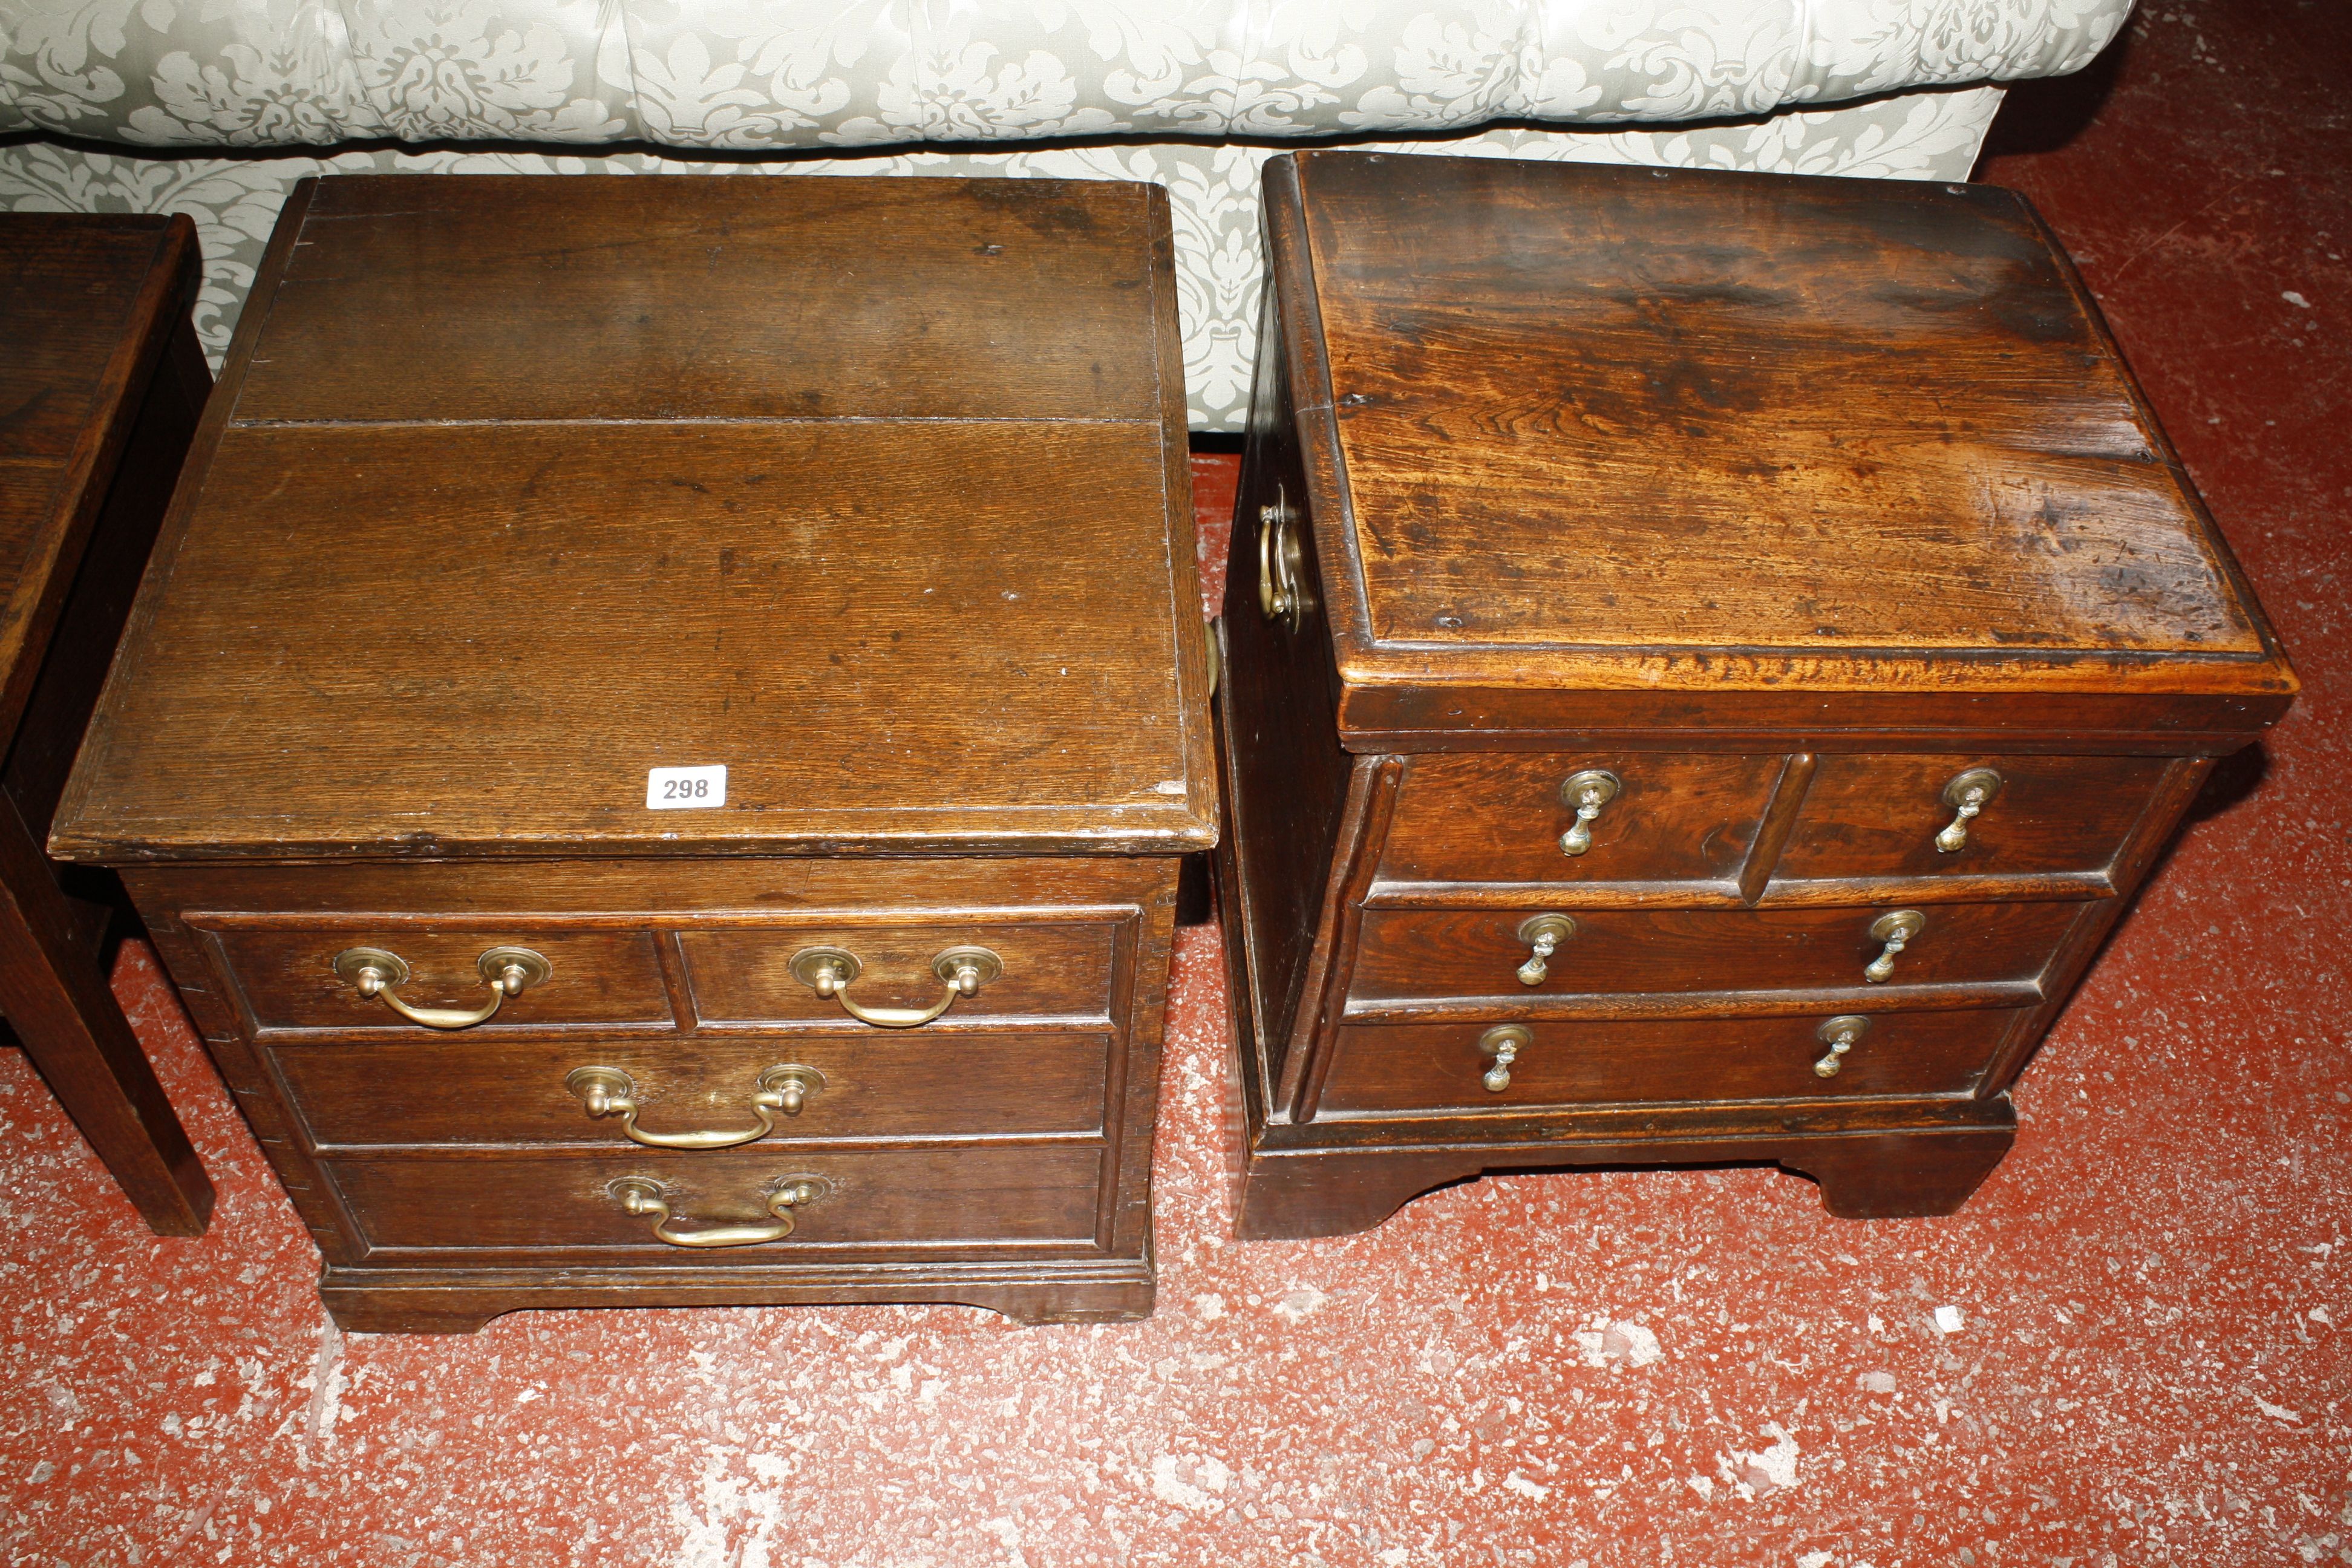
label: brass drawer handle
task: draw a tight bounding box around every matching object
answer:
[1515,913,1576,986]
[566,1065,823,1149]
[1258,486,1308,627]
[1814,1014,1870,1078]
[1557,769,1620,856]
[788,945,1002,1028]
[1864,910,1926,983]
[1478,1024,1531,1093]
[333,946,550,1029]
[609,1175,827,1248]
[1935,766,2004,854]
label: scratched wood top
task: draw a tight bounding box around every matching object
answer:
[1274,153,2295,701]
[54,177,1215,861]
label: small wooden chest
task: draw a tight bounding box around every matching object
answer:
[51,175,1216,1330]
[1215,153,2295,1238]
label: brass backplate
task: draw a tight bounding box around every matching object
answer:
[788,946,862,988]
[566,1065,635,1103]
[1558,768,1621,808]
[332,946,410,987]
[1817,1014,1872,1044]
[1869,910,1927,941]
[1477,1024,1533,1058]
[931,946,1004,986]
[1515,913,1576,946]
[479,946,552,987]
[1941,766,2004,808]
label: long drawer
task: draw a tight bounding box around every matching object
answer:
[1316,1010,2025,1116]
[274,1031,1112,1150]
[1348,901,2082,1004]
[331,1145,1106,1255]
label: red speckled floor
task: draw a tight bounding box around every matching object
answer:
[5,6,2347,1563]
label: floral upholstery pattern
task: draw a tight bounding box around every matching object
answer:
[0,0,2133,426]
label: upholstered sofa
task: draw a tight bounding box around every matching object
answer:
[1,1,2132,428]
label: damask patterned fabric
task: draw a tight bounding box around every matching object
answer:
[0,0,2133,425]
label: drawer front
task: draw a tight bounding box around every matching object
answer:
[332,1146,1103,1254]
[1318,1010,2024,1115]
[680,921,1114,1025]
[1379,753,1783,886]
[1777,754,2170,883]
[275,1031,1111,1150]
[1350,902,2080,1003]
[211,926,673,1033]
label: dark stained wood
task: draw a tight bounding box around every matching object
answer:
[1774,751,2171,883]
[681,920,1114,1026]
[60,177,1208,1328]
[1349,902,2080,1002]
[1316,1009,2025,1115]
[211,926,671,1031]
[240,177,1170,426]
[1378,751,1779,886]
[332,1145,1105,1252]
[1218,154,2295,1240]
[1739,753,1818,904]
[0,214,213,1235]
[54,422,1208,861]
[276,1030,1113,1149]
[1209,284,1356,1106]
[1280,154,2296,736]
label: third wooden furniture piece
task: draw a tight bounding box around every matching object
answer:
[1215,153,2297,1239]
[1,214,213,1235]
[50,175,1215,1328]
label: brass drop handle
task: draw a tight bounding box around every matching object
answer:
[1478,1024,1532,1093]
[789,945,1002,1028]
[1258,486,1309,627]
[1814,1014,1871,1078]
[609,1175,827,1249]
[566,1065,823,1149]
[1515,913,1577,986]
[1557,769,1621,856]
[1935,767,2004,854]
[1864,910,1926,984]
[333,946,550,1030]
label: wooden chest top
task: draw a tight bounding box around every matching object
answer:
[53,176,1215,863]
[0,214,199,737]
[1265,154,2295,740]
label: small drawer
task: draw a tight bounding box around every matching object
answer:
[679,921,1114,1027]
[1348,901,2082,1004]
[1316,1010,2024,1116]
[1775,754,2171,885]
[1377,753,1783,887]
[329,1146,1104,1255]
[275,1031,1112,1150]
[209,926,671,1033]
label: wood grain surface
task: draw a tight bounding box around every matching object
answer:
[1349,901,2080,1002]
[331,1145,1106,1253]
[0,214,214,1236]
[275,1030,1113,1149]
[1315,1008,2024,1115]
[1378,751,1780,886]
[1271,152,2296,716]
[54,176,1214,864]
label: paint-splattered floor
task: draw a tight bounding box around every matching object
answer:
[5,5,2347,1563]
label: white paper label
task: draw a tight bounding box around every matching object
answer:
[646,765,727,810]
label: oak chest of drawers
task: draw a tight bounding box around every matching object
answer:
[1214,153,2296,1239]
[50,175,1217,1330]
